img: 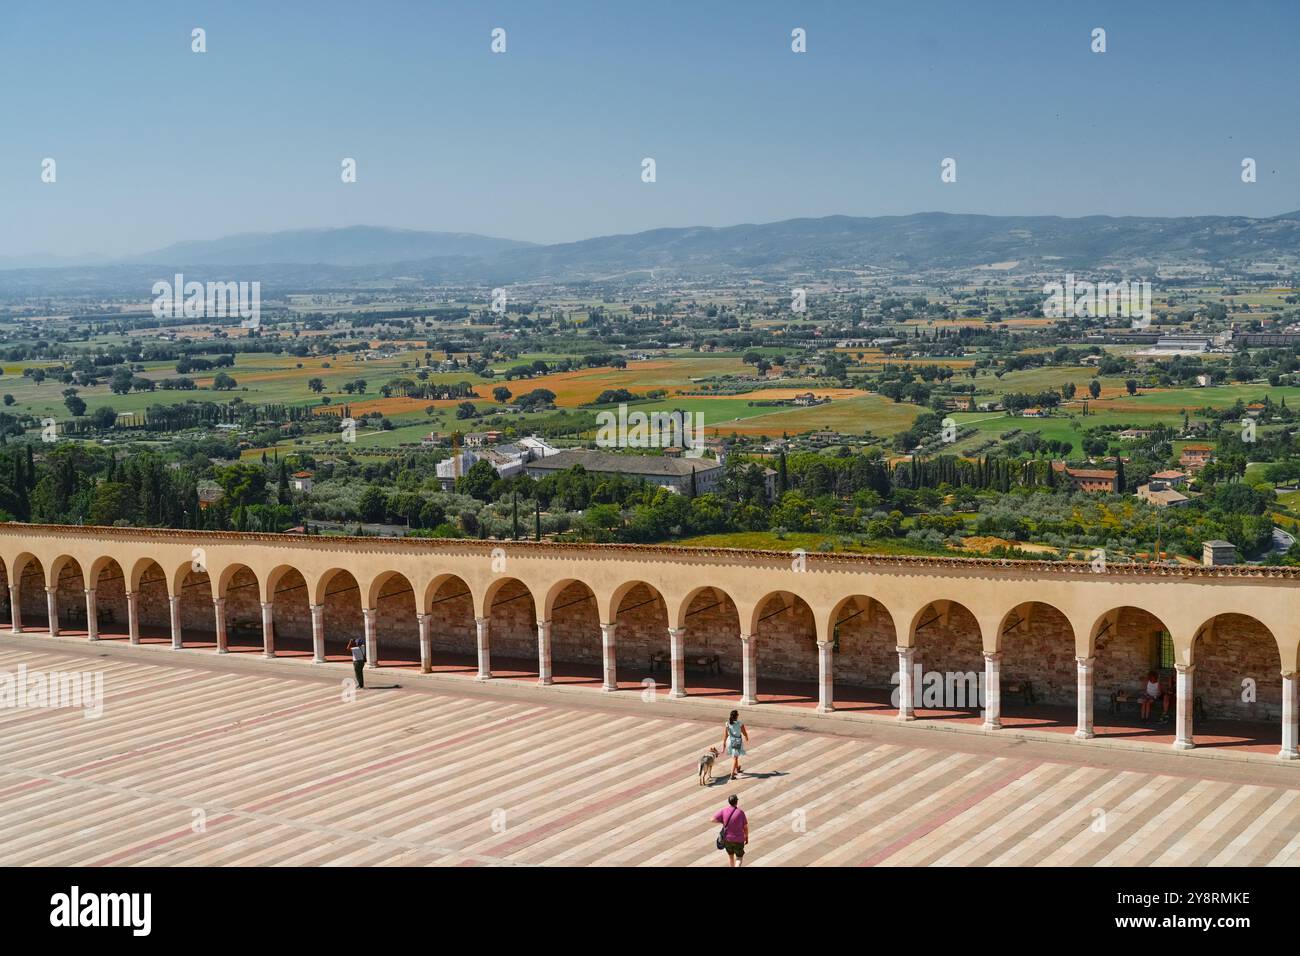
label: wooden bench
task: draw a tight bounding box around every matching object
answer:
[650,652,721,676]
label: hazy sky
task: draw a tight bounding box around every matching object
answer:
[3,0,1298,259]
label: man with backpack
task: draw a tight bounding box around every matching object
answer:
[712,794,748,866]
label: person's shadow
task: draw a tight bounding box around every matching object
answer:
[708,770,786,785]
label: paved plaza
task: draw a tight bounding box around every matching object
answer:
[3,638,1300,867]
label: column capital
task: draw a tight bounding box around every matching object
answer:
[475,615,490,626]
[1075,655,1095,666]
[261,601,274,610]
[45,586,56,595]
[982,650,1002,663]
[600,622,617,636]
[416,611,431,623]
[1175,662,1195,674]
[667,626,685,637]
[740,633,754,644]
[1282,670,1298,680]
[536,618,552,628]
[816,640,833,649]
[212,596,225,607]
[896,644,915,657]
[361,606,376,619]
[84,587,95,596]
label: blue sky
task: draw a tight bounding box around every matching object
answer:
[2,0,1298,259]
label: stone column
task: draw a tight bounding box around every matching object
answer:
[897,645,917,720]
[310,603,326,664]
[667,626,686,699]
[816,641,834,714]
[126,590,140,645]
[600,623,618,692]
[417,612,432,674]
[213,598,228,654]
[1075,656,1095,739]
[1173,663,1195,751]
[537,620,553,686]
[85,588,99,641]
[1281,672,1299,761]
[982,651,1001,730]
[475,616,491,681]
[363,608,378,669]
[169,595,182,649]
[45,587,59,637]
[9,584,22,633]
[739,635,758,706]
[260,601,275,658]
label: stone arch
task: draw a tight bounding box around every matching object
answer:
[481,576,538,670]
[610,580,670,677]
[372,571,418,665]
[826,595,898,690]
[175,564,215,648]
[996,601,1078,707]
[673,586,742,684]
[13,553,47,631]
[222,565,265,652]
[266,566,310,657]
[50,555,86,635]
[908,599,986,715]
[424,574,477,668]
[751,590,818,700]
[89,558,128,638]
[1191,613,1281,723]
[319,568,364,657]
[1090,605,1175,705]
[547,579,601,669]
[131,558,171,642]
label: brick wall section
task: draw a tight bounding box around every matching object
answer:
[485,578,537,661]
[375,574,418,647]
[833,597,899,688]
[228,566,267,632]
[94,561,128,628]
[914,603,984,676]
[136,563,170,629]
[1001,604,1078,706]
[267,567,310,642]
[1095,606,1165,703]
[613,584,668,671]
[551,582,601,665]
[54,563,86,621]
[178,570,215,635]
[321,571,364,643]
[681,589,741,676]
[756,596,818,683]
[426,577,476,655]
[19,562,46,622]
[1195,613,1281,721]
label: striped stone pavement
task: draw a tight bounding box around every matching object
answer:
[2,644,1300,867]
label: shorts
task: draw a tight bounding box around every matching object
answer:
[724,841,745,858]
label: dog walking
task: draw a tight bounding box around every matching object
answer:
[722,709,748,779]
[346,635,365,688]
[712,794,748,867]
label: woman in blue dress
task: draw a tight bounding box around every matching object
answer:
[721,709,749,780]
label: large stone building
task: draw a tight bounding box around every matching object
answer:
[2,523,1299,759]
[523,449,723,496]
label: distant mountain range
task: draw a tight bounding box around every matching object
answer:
[5,213,1300,294]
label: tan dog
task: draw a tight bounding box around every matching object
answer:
[698,746,720,786]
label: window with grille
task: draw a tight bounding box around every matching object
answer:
[1157,631,1175,670]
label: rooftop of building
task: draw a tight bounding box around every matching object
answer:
[524,448,722,476]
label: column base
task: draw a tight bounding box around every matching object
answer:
[10,628,21,636]
[601,684,618,693]
[816,705,834,715]
[313,657,326,665]
[263,651,275,660]
[420,665,432,674]
[1173,739,1196,751]
[897,710,915,722]
[87,635,99,643]
[539,676,554,686]
[1279,748,1299,761]
[668,689,686,699]
[739,696,758,707]
[216,648,229,655]
[982,719,1001,731]
[476,673,492,682]
[1074,729,1095,740]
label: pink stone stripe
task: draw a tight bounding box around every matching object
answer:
[857,760,1042,867]
[490,766,688,857]
[86,709,530,866]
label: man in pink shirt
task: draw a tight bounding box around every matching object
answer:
[712,794,749,867]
